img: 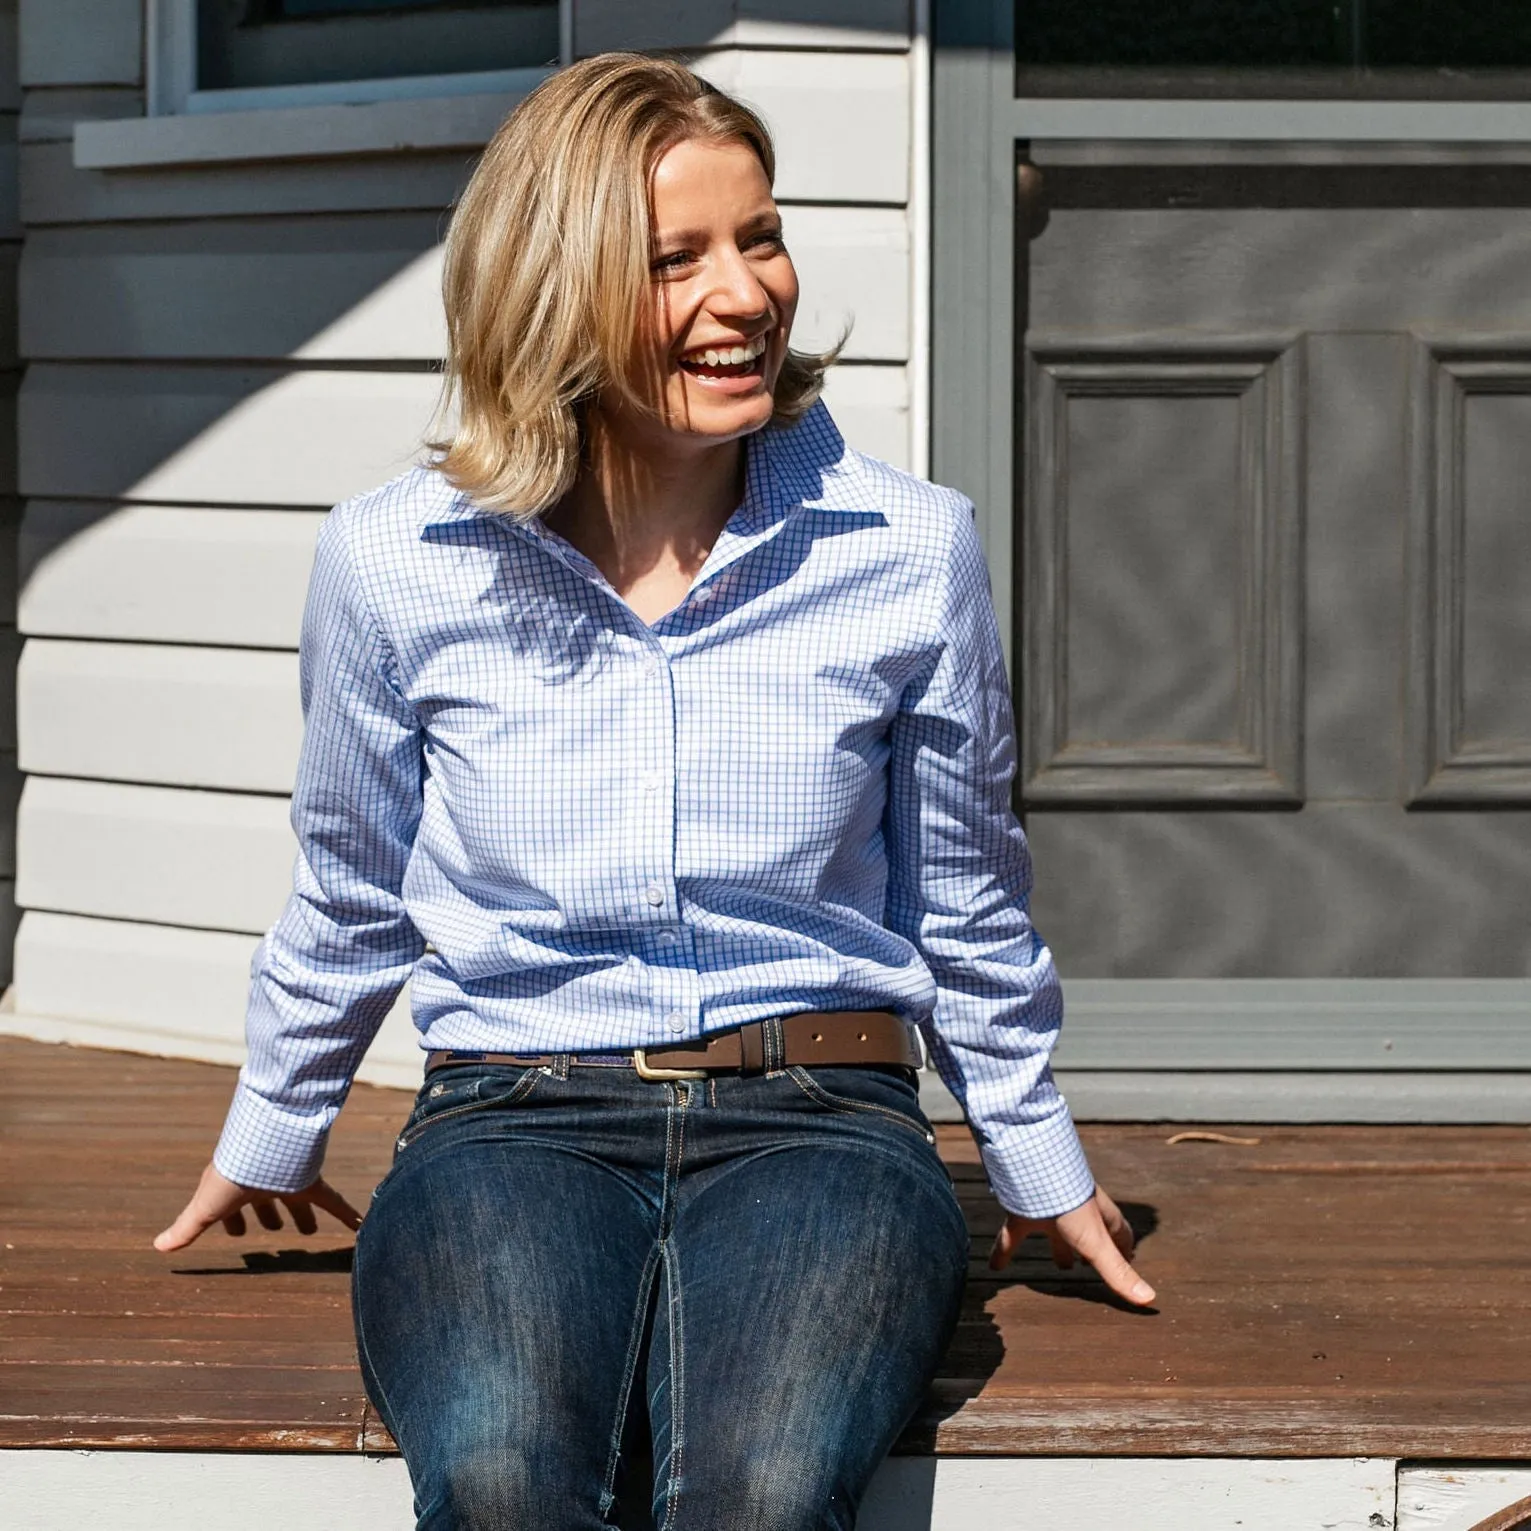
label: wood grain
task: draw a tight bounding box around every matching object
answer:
[4,1037,1530,1457]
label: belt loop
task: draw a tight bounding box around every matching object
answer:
[553,1052,571,1081]
[739,1023,765,1075]
[763,1015,786,1075]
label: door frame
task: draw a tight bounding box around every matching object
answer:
[928,0,1531,1119]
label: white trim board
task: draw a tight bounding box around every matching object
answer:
[0,1451,1399,1531]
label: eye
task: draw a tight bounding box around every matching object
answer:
[748,228,786,254]
[650,249,695,276]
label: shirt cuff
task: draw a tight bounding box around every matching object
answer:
[975,1095,1096,1219]
[212,1077,336,1194]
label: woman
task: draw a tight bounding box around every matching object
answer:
[156,53,1153,1529]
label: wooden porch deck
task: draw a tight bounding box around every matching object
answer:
[3,1035,1530,1460]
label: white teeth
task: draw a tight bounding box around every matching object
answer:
[684,333,769,368]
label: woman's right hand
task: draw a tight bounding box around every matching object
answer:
[153,1160,364,1252]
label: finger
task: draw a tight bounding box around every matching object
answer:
[1094,1189,1136,1260]
[1074,1227,1155,1306]
[154,1202,219,1253]
[285,1198,318,1237]
[988,1220,1016,1271]
[303,1180,365,1232]
[222,1209,248,1238]
[251,1198,284,1233]
[1048,1229,1075,1270]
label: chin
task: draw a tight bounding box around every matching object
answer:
[674,390,775,444]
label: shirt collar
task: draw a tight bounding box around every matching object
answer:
[419,399,878,533]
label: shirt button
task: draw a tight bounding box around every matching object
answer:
[642,771,662,792]
[666,1012,687,1032]
[644,657,659,677]
[645,884,665,906]
[658,930,678,946]
[690,587,713,606]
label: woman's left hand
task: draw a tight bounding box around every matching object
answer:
[988,1185,1156,1307]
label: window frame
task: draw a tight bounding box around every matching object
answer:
[146,0,571,116]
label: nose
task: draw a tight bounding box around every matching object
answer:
[707,242,775,322]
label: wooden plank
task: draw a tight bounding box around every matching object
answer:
[14,777,296,934]
[18,639,303,792]
[19,503,322,648]
[6,910,420,1088]
[18,364,440,506]
[7,1040,1531,1462]
[820,362,909,468]
[17,0,140,88]
[0,1451,1398,1531]
[1399,1467,1531,1531]
[20,206,906,364]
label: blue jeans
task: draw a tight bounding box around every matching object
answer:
[352,1057,971,1530]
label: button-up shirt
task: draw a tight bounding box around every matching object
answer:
[214,401,1095,1218]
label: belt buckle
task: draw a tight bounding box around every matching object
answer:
[632,1048,708,1082]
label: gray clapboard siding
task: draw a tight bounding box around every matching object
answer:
[0,1450,1398,1531]
[0,750,17,873]
[576,0,911,55]
[22,139,480,226]
[17,0,138,89]
[0,116,21,241]
[16,777,295,934]
[19,84,141,143]
[8,910,421,1086]
[18,640,302,792]
[19,504,323,647]
[0,0,19,113]
[20,205,908,363]
[20,362,907,501]
[19,364,441,505]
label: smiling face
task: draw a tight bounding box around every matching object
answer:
[622,135,799,454]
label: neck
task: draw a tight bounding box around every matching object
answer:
[550,413,746,589]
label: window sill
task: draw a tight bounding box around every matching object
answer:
[72,87,537,171]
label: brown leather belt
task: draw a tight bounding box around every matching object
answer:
[425,1010,921,1081]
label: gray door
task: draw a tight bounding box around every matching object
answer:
[933,1,1531,1116]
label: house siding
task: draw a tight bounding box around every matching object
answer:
[6,1,921,1074]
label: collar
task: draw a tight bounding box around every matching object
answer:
[419,399,880,532]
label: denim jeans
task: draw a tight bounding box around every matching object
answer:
[351,1057,971,1531]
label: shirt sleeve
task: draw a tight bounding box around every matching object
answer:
[883,494,1095,1219]
[213,504,426,1192]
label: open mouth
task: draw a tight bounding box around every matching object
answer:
[678,331,769,381]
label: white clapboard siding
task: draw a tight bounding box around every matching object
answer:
[16,777,296,934]
[821,362,909,469]
[21,362,903,504]
[575,0,911,56]
[19,503,323,646]
[699,50,908,205]
[7,910,422,1087]
[18,639,302,792]
[19,364,441,505]
[18,0,139,89]
[21,206,907,363]
[0,1451,1398,1531]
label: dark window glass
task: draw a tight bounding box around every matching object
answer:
[1016,0,1531,97]
[1017,0,1344,70]
[197,0,558,91]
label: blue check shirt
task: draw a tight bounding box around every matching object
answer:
[214,401,1094,1218]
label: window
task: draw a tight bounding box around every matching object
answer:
[1016,0,1531,98]
[151,0,565,114]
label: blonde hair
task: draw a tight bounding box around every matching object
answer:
[430,53,835,520]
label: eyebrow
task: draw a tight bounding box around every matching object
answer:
[651,209,782,250]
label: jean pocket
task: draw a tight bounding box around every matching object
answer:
[394,1065,543,1153]
[785,1064,935,1144]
